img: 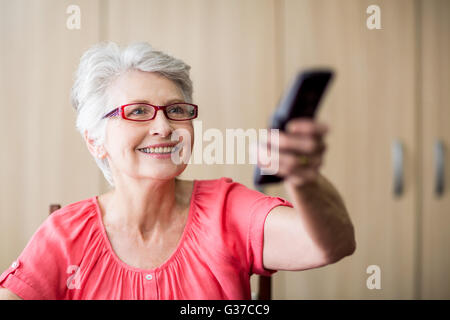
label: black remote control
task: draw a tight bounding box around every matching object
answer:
[254,69,334,186]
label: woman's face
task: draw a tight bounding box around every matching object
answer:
[101,70,194,182]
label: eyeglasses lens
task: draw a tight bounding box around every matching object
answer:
[124,103,196,121]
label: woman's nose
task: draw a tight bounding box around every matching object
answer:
[148,110,173,137]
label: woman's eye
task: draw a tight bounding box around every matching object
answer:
[169,106,184,114]
[132,107,148,114]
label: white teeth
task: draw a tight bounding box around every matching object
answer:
[139,146,177,154]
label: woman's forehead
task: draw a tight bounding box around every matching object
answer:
[110,70,184,105]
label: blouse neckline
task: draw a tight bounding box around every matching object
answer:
[92,179,198,274]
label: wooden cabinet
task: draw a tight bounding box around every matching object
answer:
[265,0,449,299]
[265,0,419,299]
[419,0,450,299]
[0,0,103,271]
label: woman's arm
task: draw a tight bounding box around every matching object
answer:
[0,287,22,300]
[260,119,355,271]
[263,173,356,271]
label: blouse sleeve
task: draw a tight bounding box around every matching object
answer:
[221,178,294,276]
[0,214,67,299]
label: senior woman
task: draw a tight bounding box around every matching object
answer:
[0,42,355,300]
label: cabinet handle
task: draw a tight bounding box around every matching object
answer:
[392,140,404,196]
[435,140,445,196]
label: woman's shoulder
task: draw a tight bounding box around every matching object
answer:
[194,176,291,215]
[193,177,267,209]
[0,197,102,300]
[47,196,98,227]
[195,176,255,194]
[197,176,233,184]
[38,196,100,245]
[194,176,235,189]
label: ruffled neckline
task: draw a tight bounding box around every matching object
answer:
[91,179,198,274]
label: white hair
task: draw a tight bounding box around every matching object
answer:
[70,41,193,187]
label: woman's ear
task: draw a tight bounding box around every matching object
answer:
[84,130,107,159]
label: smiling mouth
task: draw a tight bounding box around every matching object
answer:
[137,145,181,154]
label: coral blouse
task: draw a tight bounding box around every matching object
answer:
[0,177,293,300]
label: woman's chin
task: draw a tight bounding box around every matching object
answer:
[138,165,187,181]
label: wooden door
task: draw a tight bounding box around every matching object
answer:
[266,0,419,299]
[419,0,450,299]
[0,0,102,271]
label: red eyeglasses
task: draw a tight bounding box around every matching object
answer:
[102,102,198,122]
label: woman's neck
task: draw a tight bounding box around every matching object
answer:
[101,178,185,239]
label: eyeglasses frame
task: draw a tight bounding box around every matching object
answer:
[102,102,198,122]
